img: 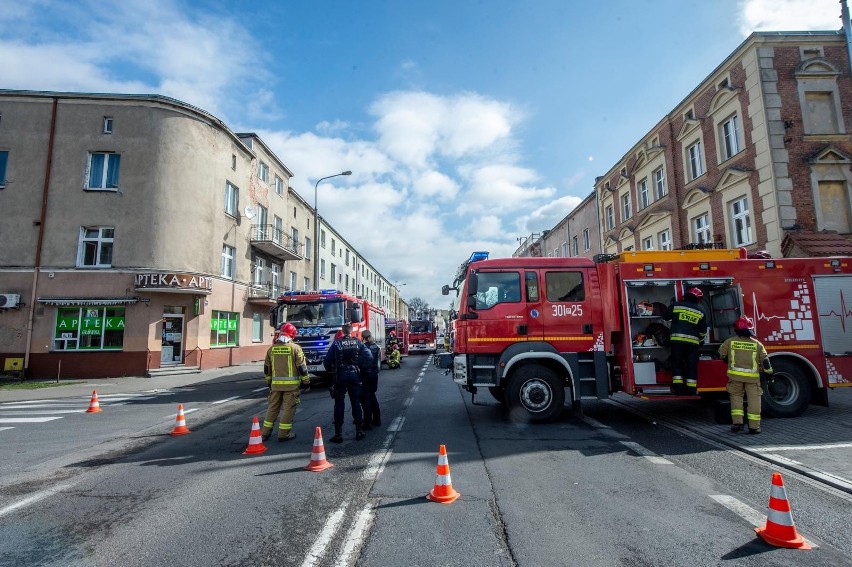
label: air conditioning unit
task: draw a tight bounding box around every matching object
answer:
[0,294,21,308]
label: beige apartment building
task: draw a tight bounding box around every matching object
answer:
[596,31,852,257]
[0,90,400,379]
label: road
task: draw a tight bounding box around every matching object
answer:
[1,356,852,566]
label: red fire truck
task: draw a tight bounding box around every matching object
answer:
[409,319,437,354]
[385,318,409,356]
[270,289,385,379]
[439,249,852,422]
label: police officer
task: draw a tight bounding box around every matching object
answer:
[664,287,707,394]
[262,323,310,442]
[323,324,374,443]
[719,316,772,434]
[359,330,382,430]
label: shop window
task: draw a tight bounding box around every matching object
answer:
[210,310,239,347]
[53,307,125,351]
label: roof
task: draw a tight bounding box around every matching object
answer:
[781,230,852,257]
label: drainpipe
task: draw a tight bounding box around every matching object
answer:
[23,97,58,376]
[842,1,852,76]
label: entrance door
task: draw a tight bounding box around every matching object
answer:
[161,314,185,365]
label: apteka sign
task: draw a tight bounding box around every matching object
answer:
[135,273,213,292]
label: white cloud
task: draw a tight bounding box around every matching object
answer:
[470,215,503,239]
[514,194,585,236]
[412,170,459,200]
[463,164,555,214]
[736,0,842,36]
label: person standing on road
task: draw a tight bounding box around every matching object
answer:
[664,287,707,394]
[359,330,382,430]
[719,316,772,434]
[262,323,311,442]
[323,323,374,443]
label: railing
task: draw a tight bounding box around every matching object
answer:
[191,346,202,368]
[248,282,285,300]
[250,224,303,256]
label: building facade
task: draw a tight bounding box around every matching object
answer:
[540,191,601,259]
[0,91,401,379]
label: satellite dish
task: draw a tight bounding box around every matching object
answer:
[244,206,256,219]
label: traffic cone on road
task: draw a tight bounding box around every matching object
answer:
[85,390,102,413]
[170,404,191,436]
[242,416,268,455]
[426,444,460,504]
[305,426,334,472]
[755,472,811,549]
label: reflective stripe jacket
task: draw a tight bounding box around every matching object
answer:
[718,335,769,381]
[264,340,309,391]
[665,300,707,345]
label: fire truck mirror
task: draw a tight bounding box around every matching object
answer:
[349,304,363,324]
[269,309,278,329]
[466,296,477,309]
[467,273,478,295]
[442,285,450,296]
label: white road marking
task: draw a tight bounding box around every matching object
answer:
[0,427,15,432]
[415,376,423,384]
[0,403,88,409]
[361,432,396,481]
[581,416,611,429]
[163,408,199,419]
[334,503,374,567]
[763,454,803,466]
[252,387,268,393]
[387,416,405,432]
[301,501,350,567]
[709,494,818,548]
[0,409,86,415]
[410,384,419,393]
[212,395,241,404]
[619,441,673,465]
[0,483,76,518]
[751,442,852,452]
[0,417,64,423]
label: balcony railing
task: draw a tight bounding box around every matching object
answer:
[248,282,286,303]
[250,225,303,261]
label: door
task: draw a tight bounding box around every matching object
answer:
[538,268,598,352]
[161,314,185,365]
[465,269,525,355]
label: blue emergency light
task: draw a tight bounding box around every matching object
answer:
[469,251,489,263]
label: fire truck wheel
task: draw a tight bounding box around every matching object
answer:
[488,386,506,405]
[506,365,564,423]
[761,359,811,418]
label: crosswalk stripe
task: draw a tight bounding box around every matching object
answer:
[0,417,64,423]
[0,409,86,415]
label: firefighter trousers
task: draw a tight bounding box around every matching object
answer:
[262,389,299,439]
[727,377,762,430]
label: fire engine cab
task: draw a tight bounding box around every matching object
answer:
[440,249,851,422]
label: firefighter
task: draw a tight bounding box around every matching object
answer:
[664,287,707,394]
[323,323,374,443]
[359,329,382,430]
[262,323,310,442]
[719,316,772,434]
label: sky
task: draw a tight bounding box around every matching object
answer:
[0,0,845,308]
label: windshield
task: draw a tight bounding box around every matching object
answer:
[410,321,433,333]
[284,301,345,327]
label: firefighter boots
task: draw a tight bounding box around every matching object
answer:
[355,426,365,441]
[730,424,743,433]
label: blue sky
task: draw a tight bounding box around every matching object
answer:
[0,0,843,307]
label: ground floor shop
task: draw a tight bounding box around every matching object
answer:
[0,270,276,379]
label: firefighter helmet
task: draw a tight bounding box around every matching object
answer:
[734,316,754,332]
[281,322,298,339]
[685,287,703,299]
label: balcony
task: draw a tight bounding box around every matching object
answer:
[247,282,286,304]
[250,225,303,261]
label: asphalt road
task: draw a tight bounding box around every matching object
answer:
[1,357,852,566]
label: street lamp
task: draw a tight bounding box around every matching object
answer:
[313,170,352,289]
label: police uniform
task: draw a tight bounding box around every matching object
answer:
[719,334,770,433]
[324,331,374,442]
[665,296,707,392]
[360,334,382,429]
[262,338,309,441]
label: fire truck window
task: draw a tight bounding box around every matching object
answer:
[475,272,521,309]
[525,272,539,302]
[545,272,585,302]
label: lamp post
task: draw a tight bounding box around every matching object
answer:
[313,170,352,289]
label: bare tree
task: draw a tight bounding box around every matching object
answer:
[408,297,430,319]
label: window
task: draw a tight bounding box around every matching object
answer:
[272,263,281,293]
[330,263,337,282]
[231,154,237,170]
[320,230,326,248]
[654,167,667,199]
[804,92,841,134]
[687,141,704,181]
[221,244,235,279]
[275,175,284,196]
[0,150,8,187]
[320,259,326,279]
[720,114,742,160]
[605,205,615,231]
[345,249,350,266]
[561,241,567,257]
[572,236,578,256]
[289,271,297,291]
[303,277,310,291]
[638,178,649,209]
[693,213,711,244]
[78,227,114,267]
[210,311,239,347]
[253,256,266,285]
[474,271,521,309]
[291,227,299,250]
[331,239,336,255]
[345,274,350,291]
[273,215,283,245]
[87,152,121,190]
[258,161,269,183]
[53,307,125,351]
[621,193,632,221]
[252,313,263,342]
[256,205,268,240]
[103,117,113,134]
[730,197,752,246]
[544,271,585,302]
[658,229,672,250]
[224,181,239,216]
[305,237,312,259]
[642,236,654,250]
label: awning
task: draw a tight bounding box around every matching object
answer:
[37,297,141,306]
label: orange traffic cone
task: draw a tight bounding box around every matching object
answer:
[305,426,333,472]
[426,444,460,504]
[170,404,191,436]
[755,472,811,549]
[243,416,268,455]
[86,390,102,413]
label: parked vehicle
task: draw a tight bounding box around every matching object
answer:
[409,319,437,354]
